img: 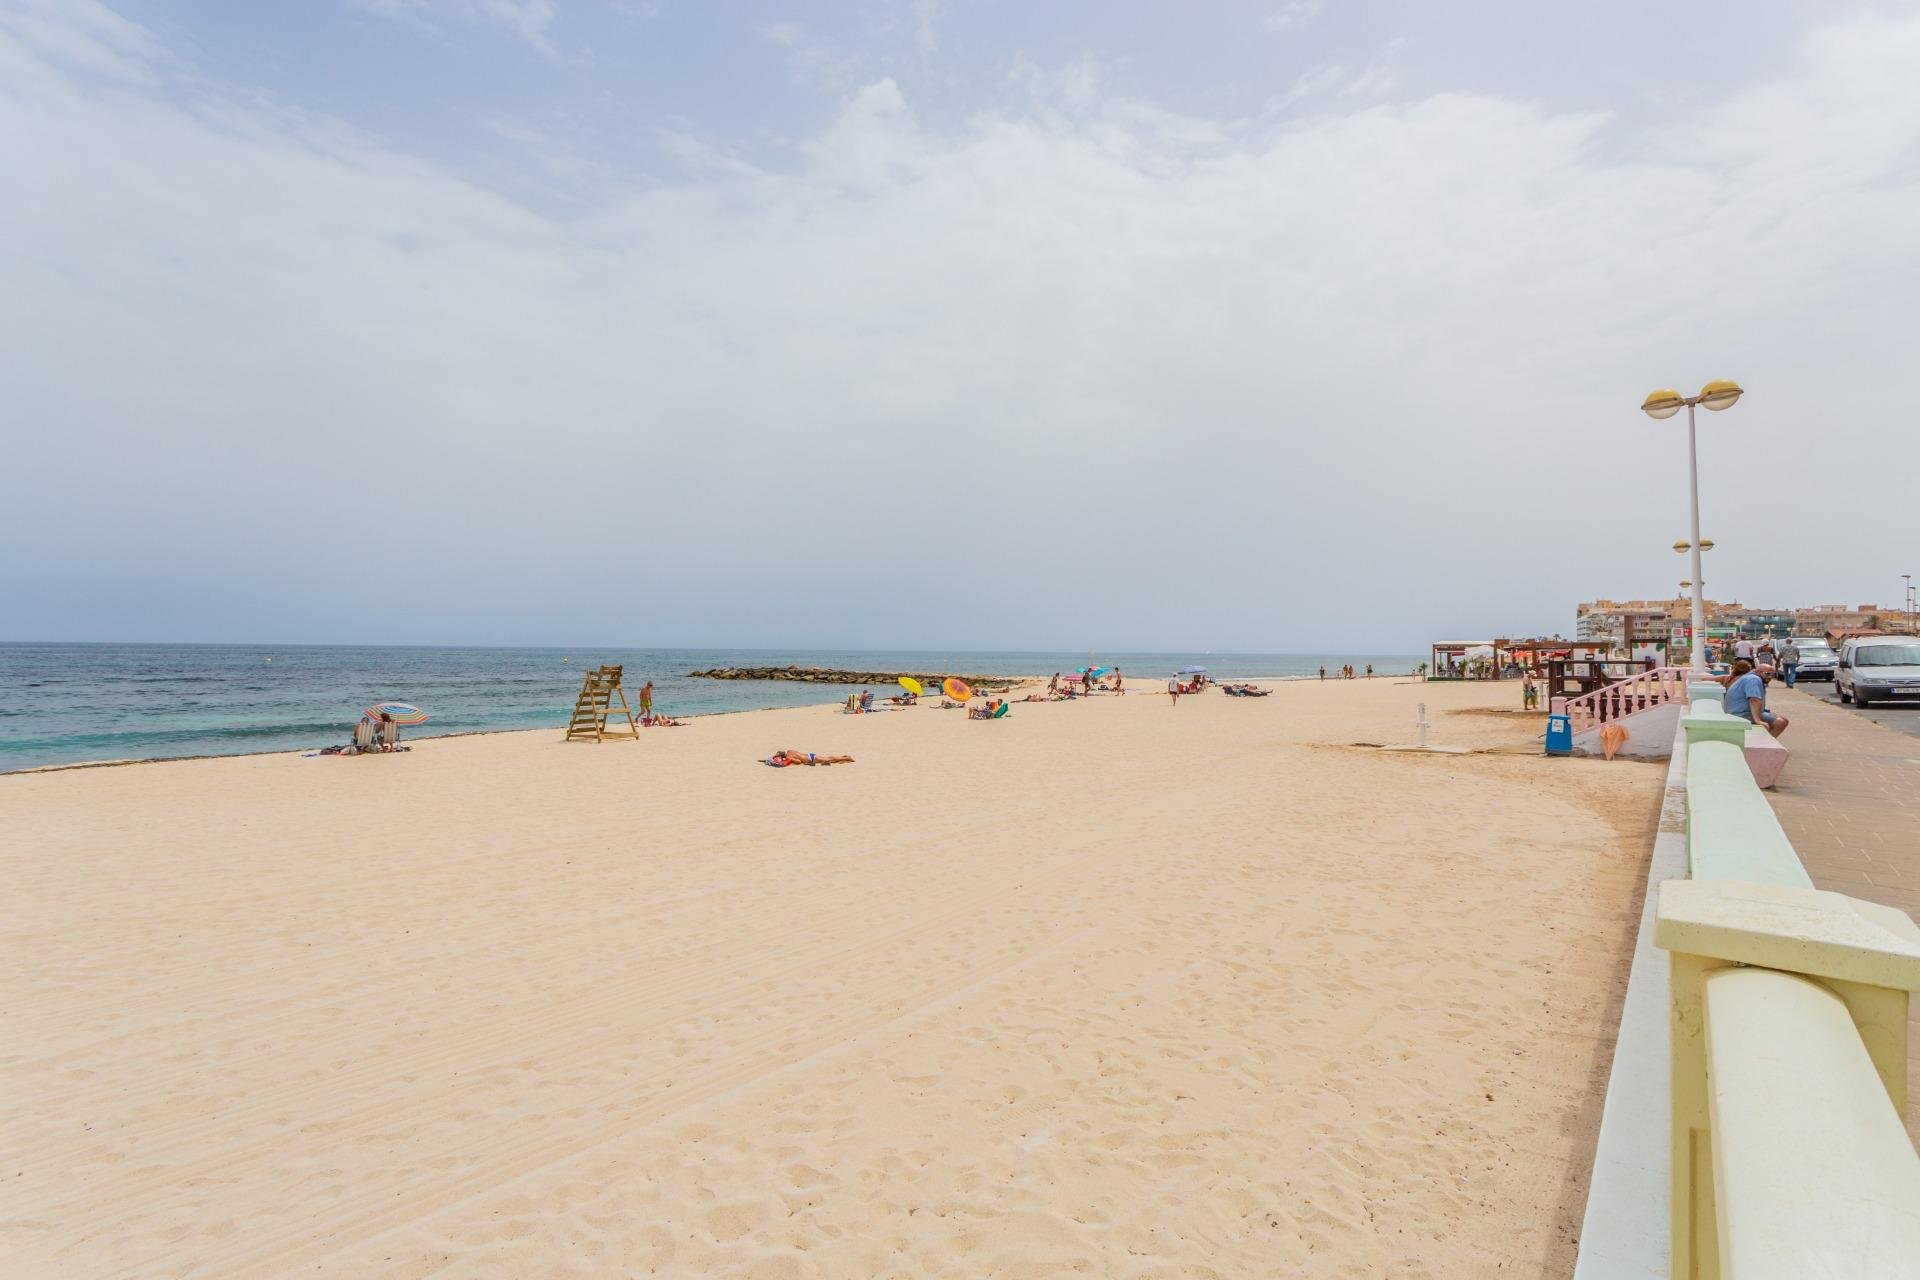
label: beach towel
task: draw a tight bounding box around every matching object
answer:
[1600,722,1629,761]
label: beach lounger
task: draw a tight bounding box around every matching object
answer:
[352,717,377,753]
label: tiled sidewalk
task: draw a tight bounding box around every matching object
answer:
[1765,686,1920,1129]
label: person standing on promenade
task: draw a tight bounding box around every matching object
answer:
[1733,636,1756,665]
[1723,659,1789,738]
[1778,639,1801,688]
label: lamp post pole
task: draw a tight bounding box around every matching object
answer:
[1685,402,1706,676]
[1643,380,1742,676]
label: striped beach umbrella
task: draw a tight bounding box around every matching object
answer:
[365,702,429,725]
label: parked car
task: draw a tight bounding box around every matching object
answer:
[1788,637,1838,681]
[1836,638,1920,708]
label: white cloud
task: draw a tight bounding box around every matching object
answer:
[349,0,558,54]
[0,0,164,84]
[3,8,1918,646]
[1264,1,1322,34]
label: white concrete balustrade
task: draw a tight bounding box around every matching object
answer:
[1575,679,1920,1279]
[1652,699,1920,1278]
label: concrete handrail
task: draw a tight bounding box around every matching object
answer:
[1703,967,1920,1277]
[1660,879,1920,1279]
[1682,741,1809,888]
[1658,706,1920,1280]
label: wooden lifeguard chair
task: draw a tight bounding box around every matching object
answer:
[564,665,640,742]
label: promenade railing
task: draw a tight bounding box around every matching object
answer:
[1655,689,1920,1277]
[1563,665,1692,735]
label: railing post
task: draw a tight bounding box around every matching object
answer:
[1657,879,1920,1279]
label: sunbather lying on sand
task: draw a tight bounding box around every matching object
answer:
[764,749,855,767]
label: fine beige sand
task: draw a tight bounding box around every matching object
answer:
[2,678,1661,1278]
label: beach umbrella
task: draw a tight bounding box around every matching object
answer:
[898,677,923,696]
[943,677,972,701]
[365,701,428,725]
[1080,665,1110,678]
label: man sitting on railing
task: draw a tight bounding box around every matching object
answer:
[1722,659,1789,739]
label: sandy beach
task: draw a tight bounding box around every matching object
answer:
[1,678,1661,1277]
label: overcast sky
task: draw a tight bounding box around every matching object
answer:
[3,1,1915,651]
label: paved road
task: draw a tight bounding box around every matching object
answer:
[1775,677,1920,740]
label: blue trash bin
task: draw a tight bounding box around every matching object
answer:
[1545,713,1572,756]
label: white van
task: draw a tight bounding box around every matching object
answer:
[1836,638,1920,708]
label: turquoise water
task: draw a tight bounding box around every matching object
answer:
[0,644,1422,771]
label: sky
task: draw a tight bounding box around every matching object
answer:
[3,0,1917,651]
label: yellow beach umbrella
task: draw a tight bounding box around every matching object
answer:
[898,676,923,696]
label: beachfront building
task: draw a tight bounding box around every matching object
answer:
[1792,602,1903,634]
[1572,599,1680,661]
[1575,596,1861,661]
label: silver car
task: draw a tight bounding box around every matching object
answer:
[1786,637,1837,681]
[1836,639,1920,708]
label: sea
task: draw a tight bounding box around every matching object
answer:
[0,644,1423,772]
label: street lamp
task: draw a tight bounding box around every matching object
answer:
[1644,379,1744,674]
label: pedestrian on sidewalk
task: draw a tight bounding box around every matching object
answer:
[1723,659,1789,738]
[1778,638,1801,688]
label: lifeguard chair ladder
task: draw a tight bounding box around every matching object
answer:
[564,665,640,742]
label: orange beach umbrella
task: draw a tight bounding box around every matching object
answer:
[942,677,972,701]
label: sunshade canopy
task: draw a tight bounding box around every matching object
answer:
[365,701,427,725]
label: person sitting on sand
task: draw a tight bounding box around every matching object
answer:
[764,749,854,767]
[858,689,875,712]
[643,713,686,727]
[968,698,1004,720]
[887,691,918,706]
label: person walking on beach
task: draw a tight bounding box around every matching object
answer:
[1723,659,1789,739]
[1048,672,1061,697]
[1778,638,1801,688]
[1112,668,1124,695]
[639,680,654,719]
[1167,677,1180,705]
